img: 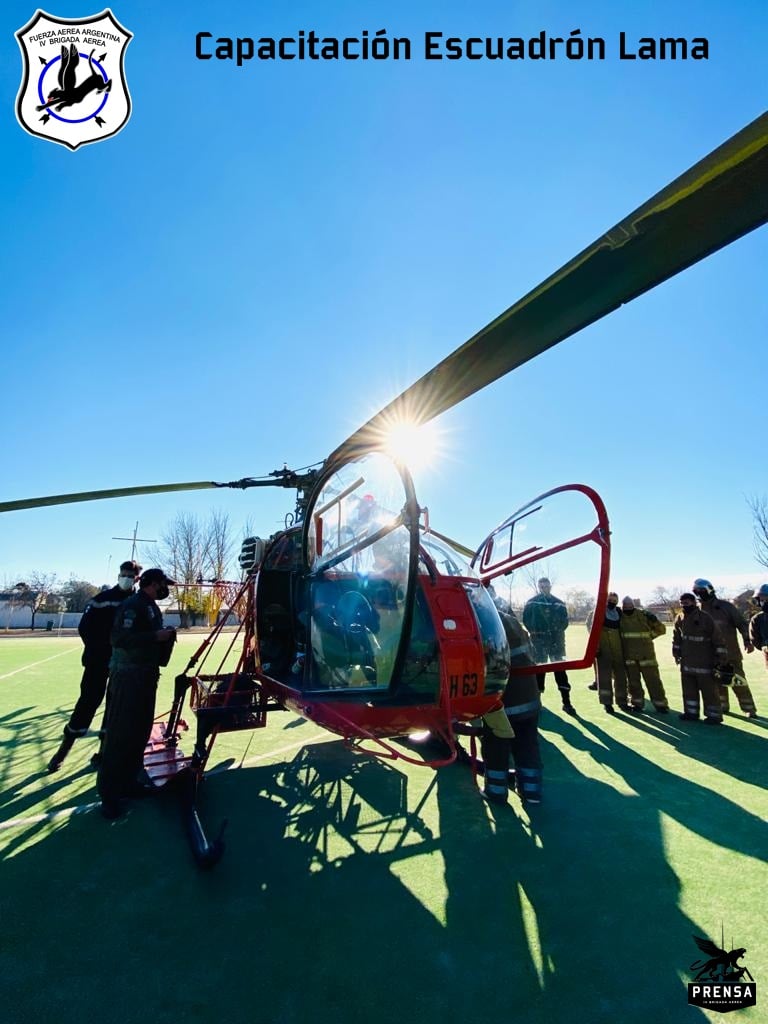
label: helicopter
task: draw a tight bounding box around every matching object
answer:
[2,110,767,867]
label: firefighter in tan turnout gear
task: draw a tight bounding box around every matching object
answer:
[619,596,669,713]
[673,592,727,724]
[588,591,631,714]
[692,578,757,718]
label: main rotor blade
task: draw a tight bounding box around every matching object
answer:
[0,481,223,513]
[0,476,301,513]
[328,111,768,465]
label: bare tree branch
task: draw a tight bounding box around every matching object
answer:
[747,494,768,569]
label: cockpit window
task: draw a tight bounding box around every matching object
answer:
[303,452,417,692]
[463,583,510,690]
[420,534,477,578]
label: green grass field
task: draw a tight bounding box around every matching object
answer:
[1,634,766,1024]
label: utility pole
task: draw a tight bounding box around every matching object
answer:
[112,521,157,561]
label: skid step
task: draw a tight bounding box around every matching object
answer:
[143,722,192,785]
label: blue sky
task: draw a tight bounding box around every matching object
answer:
[1,0,767,600]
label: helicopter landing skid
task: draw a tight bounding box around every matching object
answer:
[141,722,226,869]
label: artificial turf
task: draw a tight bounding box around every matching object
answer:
[0,633,766,1024]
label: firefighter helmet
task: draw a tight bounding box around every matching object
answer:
[754,584,768,602]
[692,578,715,597]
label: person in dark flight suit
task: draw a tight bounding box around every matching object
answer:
[97,568,176,819]
[47,560,141,773]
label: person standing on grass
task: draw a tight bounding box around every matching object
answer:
[97,568,176,819]
[692,578,757,718]
[673,592,727,725]
[481,603,544,807]
[749,585,768,684]
[588,591,631,714]
[523,577,576,715]
[619,596,669,714]
[47,560,141,773]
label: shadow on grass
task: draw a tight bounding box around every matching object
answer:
[594,707,768,790]
[562,714,768,859]
[435,744,713,1023]
[1,730,730,1024]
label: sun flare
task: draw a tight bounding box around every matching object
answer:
[382,419,441,472]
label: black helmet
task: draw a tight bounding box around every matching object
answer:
[692,578,715,598]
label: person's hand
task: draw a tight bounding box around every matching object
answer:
[156,628,176,642]
[745,641,755,654]
[674,655,681,665]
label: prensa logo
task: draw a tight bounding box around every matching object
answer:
[16,8,132,150]
[688,932,757,1013]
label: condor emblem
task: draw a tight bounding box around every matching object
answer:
[16,9,132,150]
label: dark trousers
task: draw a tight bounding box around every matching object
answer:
[68,660,110,734]
[510,714,543,801]
[536,670,570,698]
[481,712,543,802]
[97,666,158,804]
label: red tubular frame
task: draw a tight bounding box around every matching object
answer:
[473,484,611,674]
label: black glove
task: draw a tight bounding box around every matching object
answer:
[714,663,734,685]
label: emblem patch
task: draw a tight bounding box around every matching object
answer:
[16,8,132,150]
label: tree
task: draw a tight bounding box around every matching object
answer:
[650,585,683,621]
[747,494,768,569]
[564,588,595,622]
[60,578,99,612]
[205,508,235,580]
[15,572,57,629]
[148,510,235,626]
[521,561,558,594]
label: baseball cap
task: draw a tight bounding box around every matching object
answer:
[139,568,176,587]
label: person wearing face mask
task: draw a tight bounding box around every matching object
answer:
[618,596,669,713]
[749,585,768,679]
[587,591,631,714]
[97,568,177,819]
[691,578,757,718]
[672,592,727,724]
[523,577,576,715]
[47,560,141,773]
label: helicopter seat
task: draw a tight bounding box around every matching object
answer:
[310,584,379,689]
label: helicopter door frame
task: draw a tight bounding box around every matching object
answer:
[472,483,610,673]
[301,453,422,697]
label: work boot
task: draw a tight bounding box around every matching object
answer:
[603,704,614,715]
[628,705,643,715]
[703,717,723,726]
[587,681,597,691]
[482,790,508,807]
[654,705,669,714]
[678,713,699,722]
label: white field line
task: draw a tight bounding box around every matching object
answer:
[0,802,100,830]
[0,731,330,832]
[0,646,79,680]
